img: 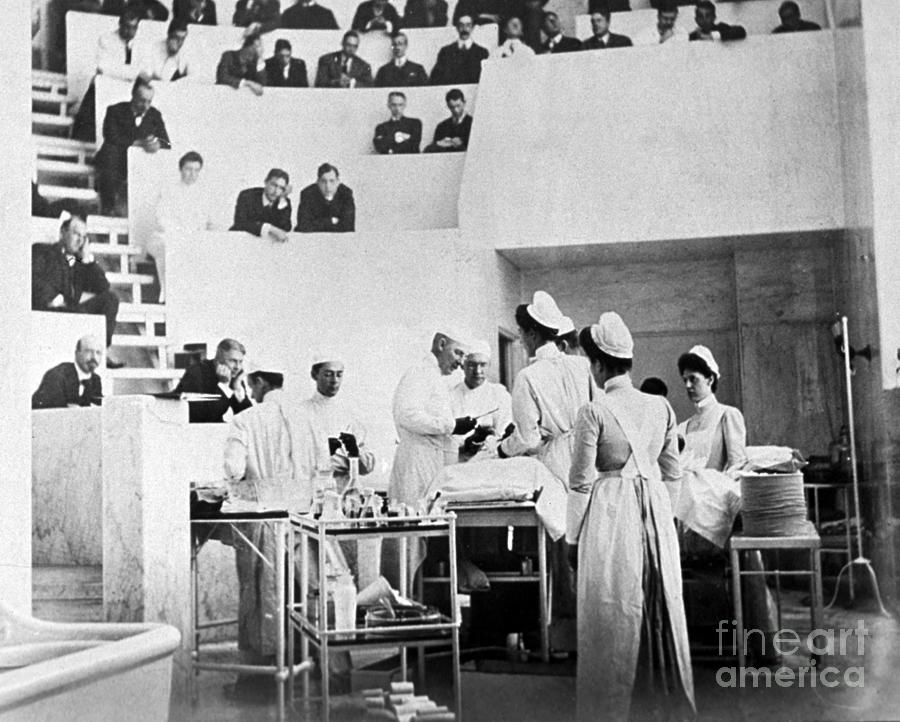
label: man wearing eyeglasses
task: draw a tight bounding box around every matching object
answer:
[230,168,293,242]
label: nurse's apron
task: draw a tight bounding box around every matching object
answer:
[576,395,694,722]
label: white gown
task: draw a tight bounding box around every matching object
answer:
[449,379,512,460]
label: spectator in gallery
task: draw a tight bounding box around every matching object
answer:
[375,32,429,86]
[430,14,489,85]
[101,0,169,20]
[772,1,821,33]
[31,214,122,361]
[515,0,549,51]
[95,74,170,216]
[373,92,422,154]
[296,163,356,233]
[581,5,632,49]
[173,0,218,25]
[689,1,746,41]
[402,0,447,27]
[264,38,309,86]
[352,0,402,34]
[134,18,193,81]
[32,335,105,409]
[279,0,339,29]
[452,0,505,27]
[315,31,374,88]
[231,168,293,242]
[539,11,581,53]
[424,87,472,153]
[216,32,266,94]
[635,0,688,45]
[174,338,253,423]
[493,17,535,58]
[233,0,282,34]
[150,151,215,302]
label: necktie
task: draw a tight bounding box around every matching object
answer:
[125,44,132,64]
[79,379,90,405]
[343,57,351,74]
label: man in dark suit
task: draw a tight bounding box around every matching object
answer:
[280,0,339,29]
[173,0,217,24]
[373,92,422,154]
[772,1,821,33]
[296,163,356,232]
[174,338,253,423]
[430,15,489,84]
[424,87,472,152]
[95,75,170,216]
[264,38,309,87]
[689,1,746,41]
[32,335,105,409]
[232,0,282,33]
[452,0,506,27]
[352,0,402,33]
[375,32,428,86]
[101,0,169,20]
[581,6,632,49]
[231,169,293,241]
[403,0,447,27]
[217,33,266,94]
[32,216,121,356]
[540,11,581,53]
[315,31,374,87]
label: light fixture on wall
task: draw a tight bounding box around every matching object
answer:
[826,315,888,615]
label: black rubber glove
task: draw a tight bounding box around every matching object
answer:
[463,436,485,456]
[328,437,342,456]
[453,416,477,435]
[340,432,360,458]
[567,543,579,572]
[470,425,492,444]
[501,423,515,441]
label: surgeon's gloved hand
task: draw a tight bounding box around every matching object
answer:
[328,437,342,456]
[453,416,478,435]
[470,425,492,444]
[501,423,515,441]
[463,436,485,456]
[339,432,360,458]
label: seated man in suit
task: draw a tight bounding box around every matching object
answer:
[32,215,121,363]
[581,5,632,49]
[173,0,217,24]
[315,31,374,87]
[33,335,105,409]
[772,1,821,33]
[231,168,293,242]
[402,0,447,27]
[264,38,309,87]
[539,11,581,53]
[352,0,402,33]
[424,87,472,152]
[280,0,339,29]
[373,92,422,154]
[134,18,192,81]
[296,163,356,233]
[375,32,428,86]
[175,338,253,423]
[95,75,170,217]
[430,14,489,84]
[689,1,746,41]
[217,32,266,95]
[232,0,281,33]
[635,0,688,44]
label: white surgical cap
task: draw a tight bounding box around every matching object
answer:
[526,291,564,332]
[688,344,720,379]
[438,327,472,351]
[466,339,491,360]
[557,316,575,336]
[590,312,633,359]
[311,351,344,367]
[246,357,284,375]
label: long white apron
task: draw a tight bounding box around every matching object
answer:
[577,395,695,722]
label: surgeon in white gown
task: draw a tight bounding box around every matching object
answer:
[568,313,694,722]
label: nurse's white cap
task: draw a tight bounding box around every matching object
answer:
[590,312,633,359]
[556,316,575,336]
[688,344,720,379]
[466,339,491,360]
[526,291,564,332]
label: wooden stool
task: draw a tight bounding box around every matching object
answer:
[728,532,823,668]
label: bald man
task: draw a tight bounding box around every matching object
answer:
[32,335,104,408]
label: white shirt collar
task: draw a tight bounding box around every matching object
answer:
[548,33,563,45]
[394,56,407,67]
[310,390,336,405]
[596,31,611,44]
[458,38,473,50]
[75,364,93,382]
[534,342,561,361]
[695,393,717,410]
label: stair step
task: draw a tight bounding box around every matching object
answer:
[38,184,99,203]
[107,271,154,286]
[117,303,166,324]
[32,91,70,112]
[32,70,67,93]
[105,367,184,381]
[32,599,103,623]
[33,565,102,601]
[36,158,95,178]
[90,244,141,257]
[111,334,168,348]
[33,112,73,131]
[34,136,96,163]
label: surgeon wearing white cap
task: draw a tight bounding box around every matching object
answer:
[290,352,376,490]
[498,291,594,643]
[450,340,513,462]
[567,312,694,722]
[222,359,297,683]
